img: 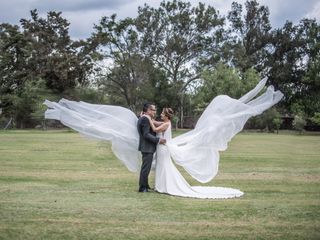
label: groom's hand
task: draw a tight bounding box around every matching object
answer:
[159,138,166,145]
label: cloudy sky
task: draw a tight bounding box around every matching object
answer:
[0,0,319,39]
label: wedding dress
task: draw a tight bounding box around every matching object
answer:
[155,123,243,198]
[44,78,283,199]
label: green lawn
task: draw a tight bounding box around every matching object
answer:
[0,130,319,239]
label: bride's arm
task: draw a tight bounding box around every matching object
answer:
[152,120,163,127]
[145,116,169,133]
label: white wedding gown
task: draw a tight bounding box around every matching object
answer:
[44,78,283,199]
[155,123,243,198]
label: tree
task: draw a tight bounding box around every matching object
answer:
[92,11,183,114]
[272,117,282,134]
[135,0,225,126]
[268,19,320,117]
[226,0,272,73]
[245,107,282,132]
[0,23,29,97]
[293,115,306,134]
[92,15,153,112]
[0,10,95,128]
[0,23,33,127]
[20,9,92,92]
[98,55,163,112]
[310,112,320,125]
[194,62,259,113]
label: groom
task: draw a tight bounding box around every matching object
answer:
[137,103,166,192]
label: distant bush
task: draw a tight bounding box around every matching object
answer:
[310,113,320,125]
[245,108,282,132]
[293,115,306,134]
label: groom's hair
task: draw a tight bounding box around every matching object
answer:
[143,103,154,113]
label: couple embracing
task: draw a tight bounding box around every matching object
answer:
[137,103,173,193]
[137,102,244,199]
[137,101,245,199]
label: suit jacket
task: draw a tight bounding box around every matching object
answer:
[137,116,159,153]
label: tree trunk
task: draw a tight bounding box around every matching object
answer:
[179,96,184,128]
[4,117,13,130]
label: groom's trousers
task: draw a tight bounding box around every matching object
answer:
[139,152,154,191]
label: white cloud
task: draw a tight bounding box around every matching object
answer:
[0,0,318,39]
[305,1,320,22]
[0,0,134,24]
[63,9,114,39]
[258,0,319,27]
[33,0,133,12]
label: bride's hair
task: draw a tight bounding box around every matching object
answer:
[163,108,174,120]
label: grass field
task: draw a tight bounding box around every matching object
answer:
[0,130,319,239]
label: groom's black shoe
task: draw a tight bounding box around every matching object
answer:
[138,188,148,193]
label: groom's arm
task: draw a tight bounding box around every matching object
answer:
[141,117,160,144]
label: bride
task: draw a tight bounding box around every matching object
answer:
[145,108,244,198]
[44,78,283,199]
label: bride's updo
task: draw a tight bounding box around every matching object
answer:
[163,108,174,120]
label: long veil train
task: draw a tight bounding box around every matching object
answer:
[44,78,283,196]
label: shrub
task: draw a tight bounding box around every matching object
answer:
[293,115,306,134]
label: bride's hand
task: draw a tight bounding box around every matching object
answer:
[144,115,151,120]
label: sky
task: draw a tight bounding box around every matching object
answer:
[0,0,319,39]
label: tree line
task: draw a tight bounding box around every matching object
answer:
[0,0,319,130]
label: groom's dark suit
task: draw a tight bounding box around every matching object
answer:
[137,116,159,192]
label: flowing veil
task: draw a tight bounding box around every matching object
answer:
[166,78,283,182]
[44,78,283,183]
[44,99,141,172]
